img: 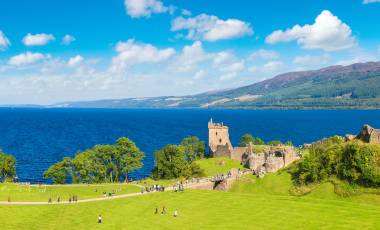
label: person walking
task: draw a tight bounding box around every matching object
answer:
[161,206,166,214]
[173,209,178,217]
[98,215,102,224]
[155,207,158,214]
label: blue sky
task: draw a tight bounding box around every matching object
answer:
[0,0,379,104]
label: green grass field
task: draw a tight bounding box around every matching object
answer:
[195,157,245,177]
[0,183,141,202]
[1,164,380,229]
[1,188,379,230]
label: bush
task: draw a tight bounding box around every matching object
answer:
[291,136,380,187]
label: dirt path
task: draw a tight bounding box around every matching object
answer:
[0,170,252,205]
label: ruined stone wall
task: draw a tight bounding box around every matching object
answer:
[246,155,265,172]
[231,147,247,161]
[369,130,380,144]
[356,125,380,144]
[265,156,285,173]
[211,145,231,158]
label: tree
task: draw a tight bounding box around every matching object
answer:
[43,157,72,184]
[285,141,294,146]
[115,137,145,182]
[253,137,265,145]
[268,140,283,146]
[0,149,16,182]
[43,137,145,184]
[180,136,205,162]
[240,134,254,147]
[152,145,190,180]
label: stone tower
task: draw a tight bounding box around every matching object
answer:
[208,119,233,157]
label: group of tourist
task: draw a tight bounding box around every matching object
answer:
[141,184,165,194]
[47,195,78,203]
[173,182,185,192]
[154,206,178,217]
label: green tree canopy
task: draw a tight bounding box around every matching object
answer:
[268,140,283,146]
[240,134,265,146]
[152,144,204,180]
[0,149,16,182]
[180,136,205,162]
[240,134,254,147]
[43,137,145,184]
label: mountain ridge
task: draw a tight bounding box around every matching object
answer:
[17,61,380,109]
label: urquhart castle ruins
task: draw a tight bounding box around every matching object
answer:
[208,119,299,176]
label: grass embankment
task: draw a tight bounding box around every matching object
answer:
[195,157,245,177]
[230,170,380,205]
[0,183,141,202]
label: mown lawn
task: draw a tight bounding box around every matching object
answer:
[0,183,141,202]
[1,165,380,229]
[1,189,380,230]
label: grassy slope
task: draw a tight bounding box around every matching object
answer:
[0,183,141,202]
[195,157,245,177]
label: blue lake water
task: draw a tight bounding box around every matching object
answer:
[0,108,379,183]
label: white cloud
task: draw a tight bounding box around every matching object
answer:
[263,61,284,72]
[363,0,380,4]
[110,39,175,73]
[22,33,55,46]
[293,54,330,65]
[220,72,237,81]
[181,9,192,16]
[8,52,46,66]
[171,14,253,42]
[67,55,84,67]
[193,69,205,80]
[213,51,235,66]
[265,10,356,51]
[62,35,75,45]
[124,0,169,18]
[249,49,279,60]
[172,41,211,72]
[0,31,10,50]
[219,61,245,73]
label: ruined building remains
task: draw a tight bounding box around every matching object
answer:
[355,124,380,144]
[208,119,299,175]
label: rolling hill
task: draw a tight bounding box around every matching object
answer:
[51,61,380,109]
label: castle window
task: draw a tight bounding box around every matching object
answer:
[219,138,222,143]
[216,132,218,136]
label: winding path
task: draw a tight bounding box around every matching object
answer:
[0,170,252,205]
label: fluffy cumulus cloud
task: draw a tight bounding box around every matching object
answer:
[213,51,234,66]
[249,49,279,60]
[293,54,330,66]
[0,31,10,50]
[124,0,170,18]
[62,34,76,45]
[265,10,356,51]
[363,0,380,4]
[171,14,253,42]
[22,33,55,46]
[172,41,211,72]
[67,55,84,67]
[8,52,46,66]
[110,39,175,73]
